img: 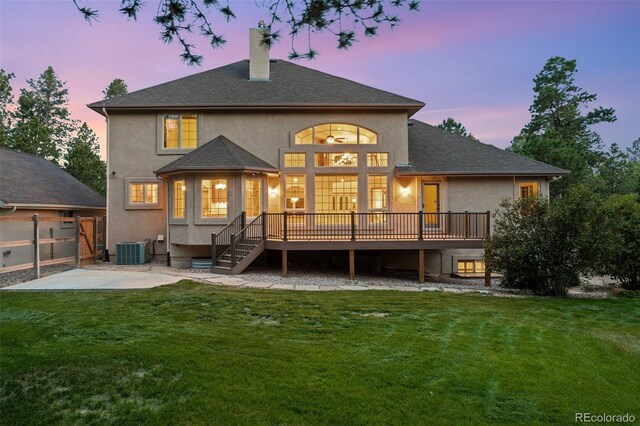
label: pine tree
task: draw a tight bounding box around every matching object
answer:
[510,57,616,197]
[64,123,106,195]
[10,67,77,163]
[103,78,128,99]
[0,69,15,147]
[436,118,479,141]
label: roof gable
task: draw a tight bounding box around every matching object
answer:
[89,60,424,112]
[0,149,106,208]
[155,135,277,175]
[403,120,569,176]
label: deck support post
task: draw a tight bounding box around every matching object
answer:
[33,214,40,279]
[348,250,355,280]
[484,210,491,287]
[418,249,424,283]
[282,250,288,276]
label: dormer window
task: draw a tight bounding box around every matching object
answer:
[295,123,377,145]
[163,114,197,149]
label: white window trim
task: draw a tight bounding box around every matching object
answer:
[195,176,233,224]
[157,114,199,154]
[170,178,188,224]
[125,177,163,210]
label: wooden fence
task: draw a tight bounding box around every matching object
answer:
[0,214,105,278]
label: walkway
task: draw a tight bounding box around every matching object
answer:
[2,264,497,294]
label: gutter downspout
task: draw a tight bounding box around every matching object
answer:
[158,175,171,266]
[103,107,111,262]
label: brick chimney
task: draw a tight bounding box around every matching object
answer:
[249,23,270,81]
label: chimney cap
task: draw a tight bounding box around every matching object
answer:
[258,20,267,29]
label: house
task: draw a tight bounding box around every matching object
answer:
[0,148,106,269]
[88,27,567,280]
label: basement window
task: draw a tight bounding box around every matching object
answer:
[457,260,485,274]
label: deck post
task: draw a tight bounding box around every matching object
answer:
[75,216,81,267]
[241,211,246,229]
[230,234,237,268]
[33,214,40,279]
[350,211,356,241]
[261,211,267,239]
[484,211,491,287]
[464,211,469,239]
[418,249,424,283]
[283,211,288,241]
[282,250,288,276]
[348,250,355,280]
[418,211,424,241]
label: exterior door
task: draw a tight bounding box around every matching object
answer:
[245,179,262,218]
[422,183,440,227]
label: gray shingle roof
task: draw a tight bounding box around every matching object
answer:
[88,60,424,112]
[401,120,569,176]
[155,135,277,175]
[0,148,106,208]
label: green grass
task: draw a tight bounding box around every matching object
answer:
[1,282,639,425]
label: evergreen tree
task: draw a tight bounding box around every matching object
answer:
[10,67,77,163]
[64,123,106,195]
[73,0,420,65]
[103,78,128,99]
[436,117,479,141]
[510,57,616,197]
[0,69,15,147]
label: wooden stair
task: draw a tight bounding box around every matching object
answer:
[211,213,266,275]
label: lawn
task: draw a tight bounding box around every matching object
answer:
[1,282,639,425]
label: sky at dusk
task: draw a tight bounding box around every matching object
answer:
[1,0,639,158]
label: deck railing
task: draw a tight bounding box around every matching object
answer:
[265,211,489,242]
[211,212,245,261]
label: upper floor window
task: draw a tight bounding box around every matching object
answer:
[164,114,197,149]
[519,182,538,199]
[367,153,388,167]
[315,153,358,167]
[284,153,306,168]
[295,123,377,145]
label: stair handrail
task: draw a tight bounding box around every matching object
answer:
[230,213,265,268]
[211,212,245,262]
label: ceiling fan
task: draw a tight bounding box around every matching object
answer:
[321,134,348,144]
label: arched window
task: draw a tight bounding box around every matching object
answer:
[295,123,377,145]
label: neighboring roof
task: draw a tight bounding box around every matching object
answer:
[400,120,569,176]
[0,148,106,209]
[88,60,424,114]
[155,135,278,175]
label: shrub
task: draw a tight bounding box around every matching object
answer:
[485,186,608,296]
[601,195,640,290]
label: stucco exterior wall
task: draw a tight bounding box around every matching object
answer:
[107,110,408,258]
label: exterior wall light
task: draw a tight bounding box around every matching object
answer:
[269,187,278,196]
[400,187,410,196]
